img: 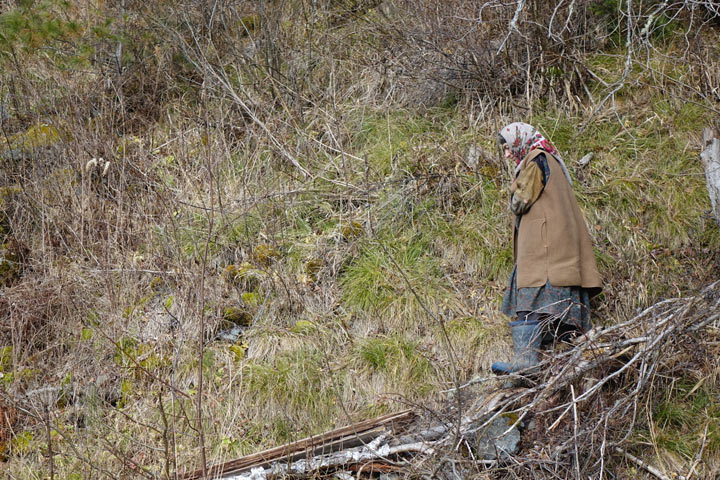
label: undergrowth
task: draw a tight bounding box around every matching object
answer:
[0,1,719,478]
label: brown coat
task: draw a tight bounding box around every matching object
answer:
[513,149,602,294]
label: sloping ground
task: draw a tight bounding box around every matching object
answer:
[176,281,720,479]
[0,1,719,479]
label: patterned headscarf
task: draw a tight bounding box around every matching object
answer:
[498,122,573,185]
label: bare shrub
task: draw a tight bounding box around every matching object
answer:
[0,277,86,367]
[346,0,720,108]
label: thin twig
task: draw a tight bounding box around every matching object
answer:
[615,447,676,480]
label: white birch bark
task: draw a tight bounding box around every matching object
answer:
[701,128,720,225]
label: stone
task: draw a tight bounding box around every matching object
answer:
[578,152,594,167]
[0,123,62,161]
[466,144,482,171]
[473,415,520,460]
[216,325,246,343]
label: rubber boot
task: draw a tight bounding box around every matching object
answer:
[491,320,542,375]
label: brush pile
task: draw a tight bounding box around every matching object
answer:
[191,280,720,479]
[454,279,720,479]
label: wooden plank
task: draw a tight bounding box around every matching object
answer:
[178,409,414,480]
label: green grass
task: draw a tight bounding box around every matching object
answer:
[419,181,513,282]
[654,399,695,429]
[349,108,458,178]
[340,233,455,323]
[242,347,340,423]
[649,379,720,459]
[354,335,435,395]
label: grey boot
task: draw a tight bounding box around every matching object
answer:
[491,320,542,375]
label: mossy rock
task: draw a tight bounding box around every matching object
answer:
[304,258,323,281]
[0,123,62,157]
[341,221,363,240]
[229,343,248,362]
[241,291,261,307]
[223,262,266,290]
[223,306,253,326]
[253,243,280,266]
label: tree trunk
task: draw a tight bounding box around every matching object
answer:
[701,127,720,225]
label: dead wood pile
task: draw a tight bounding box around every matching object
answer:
[458,280,720,479]
[182,281,720,479]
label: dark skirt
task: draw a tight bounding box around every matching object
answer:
[500,266,592,332]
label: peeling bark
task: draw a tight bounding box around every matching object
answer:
[701,127,720,225]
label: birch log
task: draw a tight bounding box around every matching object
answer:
[701,128,720,225]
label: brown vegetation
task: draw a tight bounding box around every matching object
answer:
[0,0,719,478]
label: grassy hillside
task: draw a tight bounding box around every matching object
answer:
[1,1,719,478]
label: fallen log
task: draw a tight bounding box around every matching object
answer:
[178,410,414,480]
[223,433,435,480]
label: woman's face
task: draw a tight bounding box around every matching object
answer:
[503,143,518,162]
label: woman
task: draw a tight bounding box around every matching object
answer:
[491,123,602,375]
